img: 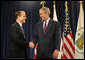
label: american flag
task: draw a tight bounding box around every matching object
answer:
[60,1,75,59]
[33,43,38,59]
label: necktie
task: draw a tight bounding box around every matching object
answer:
[43,21,47,34]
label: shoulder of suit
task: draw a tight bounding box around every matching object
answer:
[50,19,59,23]
[36,20,42,25]
[50,19,61,25]
[11,22,20,28]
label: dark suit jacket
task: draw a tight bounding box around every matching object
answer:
[32,19,61,58]
[9,22,28,59]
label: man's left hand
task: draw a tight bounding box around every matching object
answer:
[53,50,59,59]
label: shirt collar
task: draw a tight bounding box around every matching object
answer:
[45,18,50,22]
[16,20,22,27]
[43,18,50,28]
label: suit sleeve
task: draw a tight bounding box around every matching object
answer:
[9,25,28,48]
[55,22,61,51]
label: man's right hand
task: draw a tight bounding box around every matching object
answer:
[29,42,34,48]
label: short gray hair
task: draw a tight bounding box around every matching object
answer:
[39,7,50,15]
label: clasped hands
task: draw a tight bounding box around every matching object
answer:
[29,42,35,48]
[29,42,59,59]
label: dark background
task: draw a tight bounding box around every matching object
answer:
[1,1,84,59]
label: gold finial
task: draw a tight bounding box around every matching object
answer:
[65,1,67,6]
[54,1,55,4]
[80,1,83,8]
[40,1,46,8]
[53,1,56,8]
[65,1,68,12]
[80,1,82,4]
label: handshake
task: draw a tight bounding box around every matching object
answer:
[29,42,35,48]
[28,42,59,59]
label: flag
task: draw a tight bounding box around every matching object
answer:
[53,1,58,21]
[60,1,75,59]
[33,43,38,59]
[75,1,84,59]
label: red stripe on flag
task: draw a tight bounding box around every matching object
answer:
[65,35,75,53]
[63,53,67,59]
[33,44,38,59]
[69,31,73,39]
[35,44,38,48]
[61,55,63,59]
[64,43,74,59]
[34,53,37,59]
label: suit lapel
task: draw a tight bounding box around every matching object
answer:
[15,22,26,38]
[45,19,52,35]
[39,21,44,36]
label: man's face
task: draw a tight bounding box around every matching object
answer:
[39,9,47,21]
[19,11,27,23]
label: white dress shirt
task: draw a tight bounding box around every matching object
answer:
[16,20,22,27]
[43,18,50,28]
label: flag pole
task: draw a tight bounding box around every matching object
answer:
[65,1,68,30]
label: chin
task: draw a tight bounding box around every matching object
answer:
[24,21,26,23]
[22,21,25,24]
[41,18,44,20]
[23,20,26,23]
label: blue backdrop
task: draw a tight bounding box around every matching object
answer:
[1,1,84,59]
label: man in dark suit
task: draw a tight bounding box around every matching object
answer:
[29,7,61,59]
[9,11,29,59]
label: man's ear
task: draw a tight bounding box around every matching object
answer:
[17,16,20,17]
[17,15,20,18]
[46,12,49,16]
